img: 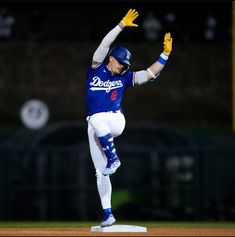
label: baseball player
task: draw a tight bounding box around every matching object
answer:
[85,9,172,227]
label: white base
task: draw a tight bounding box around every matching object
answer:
[90,224,147,232]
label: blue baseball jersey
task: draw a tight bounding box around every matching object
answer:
[85,62,135,116]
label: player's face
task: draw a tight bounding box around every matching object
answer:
[108,56,125,75]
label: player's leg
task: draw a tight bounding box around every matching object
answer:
[101,111,126,175]
[89,112,125,176]
[106,111,126,138]
[87,124,116,226]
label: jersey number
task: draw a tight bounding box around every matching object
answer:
[111,90,117,101]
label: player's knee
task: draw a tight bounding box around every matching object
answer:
[96,170,102,185]
[116,126,125,137]
[112,121,125,138]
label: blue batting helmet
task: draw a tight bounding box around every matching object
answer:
[109,46,132,66]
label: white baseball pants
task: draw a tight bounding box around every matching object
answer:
[87,111,125,209]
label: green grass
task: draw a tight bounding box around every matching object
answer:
[0,221,235,228]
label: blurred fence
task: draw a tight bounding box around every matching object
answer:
[0,123,235,221]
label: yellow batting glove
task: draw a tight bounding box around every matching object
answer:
[121,9,139,27]
[163,32,173,55]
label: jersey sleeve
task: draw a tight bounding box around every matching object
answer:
[124,71,135,89]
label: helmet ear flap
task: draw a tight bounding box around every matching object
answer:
[120,65,130,75]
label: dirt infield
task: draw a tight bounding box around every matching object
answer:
[0,227,235,236]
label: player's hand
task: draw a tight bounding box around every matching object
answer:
[121,9,139,27]
[163,33,173,55]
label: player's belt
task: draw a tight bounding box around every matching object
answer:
[108,110,121,113]
[86,110,121,121]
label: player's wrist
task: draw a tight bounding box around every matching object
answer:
[157,53,169,65]
[163,51,170,56]
[118,22,125,29]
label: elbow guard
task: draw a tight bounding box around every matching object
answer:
[147,68,160,82]
[135,70,159,85]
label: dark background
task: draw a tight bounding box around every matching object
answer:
[0,1,231,131]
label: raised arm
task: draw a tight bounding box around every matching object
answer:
[134,33,173,85]
[92,9,139,68]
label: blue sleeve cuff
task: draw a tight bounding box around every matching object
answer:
[157,53,169,65]
[157,56,167,65]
